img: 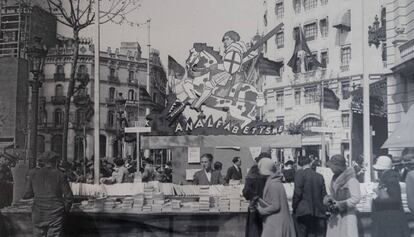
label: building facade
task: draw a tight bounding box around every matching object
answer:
[384,0,414,158]
[259,0,388,161]
[38,38,167,162]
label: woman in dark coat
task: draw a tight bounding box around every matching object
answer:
[371,156,409,237]
[242,153,269,237]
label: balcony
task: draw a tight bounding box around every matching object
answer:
[399,38,414,62]
[51,96,67,105]
[76,72,90,84]
[104,123,117,132]
[38,122,64,131]
[128,79,139,87]
[108,75,120,84]
[53,73,65,81]
[73,93,90,107]
[72,122,91,130]
[105,97,115,105]
[290,69,327,86]
[125,99,139,107]
[340,64,350,72]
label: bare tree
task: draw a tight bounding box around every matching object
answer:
[45,0,140,161]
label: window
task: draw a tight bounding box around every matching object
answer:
[100,135,107,158]
[304,86,318,104]
[276,91,284,108]
[342,113,350,128]
[294,89,301,105]
[128,71,135,81]
[74,136,84,161]
[301,117,321,131]
[108,111,115,127]
[341,80,351,99]
[54,108,63,126]
[276,32,284,48]
[304,0,317,11]
[293,0,301,13]
[304,23,317,41]
[320,51,328,68]
[37,135,45,154]
[321,0,328,5]
[275,2,284,19]
[51,135,62,155]
[341,46,351,65]
[320,18,328,37]
[76,109,86,125]
[56,65,64,74]
[55,84,64,96]
[109,87,115,100]
[128,89,135,100]
[305,52,318,71]
[109,68,115,77]
[78,65,87,74]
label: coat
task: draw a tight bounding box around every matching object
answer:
[23,167,73,229]
[242,165,268,237]
[259,172,296,237]
[193,169,223,185]
[371,169,409,237]
[405,170,414,213]
[292,167,327,218]
[325,167,360,237]
[225,165,242,183]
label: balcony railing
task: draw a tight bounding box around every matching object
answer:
[76,72,90,84]
[290,69,327,85]
[51,96,67,105]
[108,75,120,83]
[106,98,115,105]
[53,73,65,81]
[104,123,117,132]
[38,122,64,130]
[400,38,414,62]
[74,93,90,106]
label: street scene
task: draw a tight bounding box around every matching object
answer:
[0,0,414,236]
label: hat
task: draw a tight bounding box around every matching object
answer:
[373,156,393,170]
[298,156,311,167]
[38,151,59,162]
[327,154,347,170]
[255,152,271,163]
[258,158,275,176]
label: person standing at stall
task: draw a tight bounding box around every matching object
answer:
[193,153,224,185]
[256,158,296,237]
[225,156,242,184]
[100,158,129,184]
[324,154,360,237]
[243,152,269,237]
[371,156,409,237]
[292,156,327,237]
[22,151,73,237]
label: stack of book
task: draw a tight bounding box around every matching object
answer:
[199,196,210,212]
[102,198,116,211]
[144,186,154,205]
[152,192,165,212]
[142,205,152,212]
[240,199,250,212]
[162,201,172,212]
[133,194,144,211]
[171,199,182,211]
[121,197,134,209]
[218,197,230,212]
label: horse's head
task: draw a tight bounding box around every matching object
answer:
[186,43,222,78]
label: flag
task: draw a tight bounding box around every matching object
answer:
[255,53,283,76]
[323,87,340,110]
[287,27,322,73]
[168,55,185,80]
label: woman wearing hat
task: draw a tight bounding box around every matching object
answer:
[256,158,296,237]
[324,154,360,237]
[371,155,409,237]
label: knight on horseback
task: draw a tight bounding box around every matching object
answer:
[190,30,258,110]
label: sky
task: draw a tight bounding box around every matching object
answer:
[83,0,261,67]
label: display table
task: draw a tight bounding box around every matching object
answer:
[2,208,414,237]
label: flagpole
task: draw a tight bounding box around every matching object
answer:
[320,71,326,166]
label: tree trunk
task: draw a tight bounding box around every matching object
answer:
[61,30,80,161]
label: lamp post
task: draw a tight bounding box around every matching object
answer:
[26,37,47,168]
[115,92,126,159]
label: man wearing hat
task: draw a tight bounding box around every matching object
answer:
[22,151,73,237]
[324,154,360,237]
[292,156,327,237]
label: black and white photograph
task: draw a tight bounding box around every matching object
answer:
[0,0,414,236]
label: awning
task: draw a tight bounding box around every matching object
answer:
[333,9,351,31]
[141,135,302,149]
[382,104,414,148]
[302,135,322,146]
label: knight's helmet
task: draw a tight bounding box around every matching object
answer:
[222,30,241,43]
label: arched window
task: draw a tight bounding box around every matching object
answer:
[108,111,115,127]
[37,135,45,154]
[109,87,115,100]
[128,71,135,81]
[55,84,64,96]
[74,136,84,162]
[78,64,87,74]
[51,134,62,155]
[301,117,321,131]
[128,89,135,100]
[54,108,63,126]
[76,109,86,125]
[100,135,107,158]
[56,65,64,74]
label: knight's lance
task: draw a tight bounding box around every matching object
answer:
[243,23,284,59]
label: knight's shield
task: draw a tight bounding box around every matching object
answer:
[223,51,242,74]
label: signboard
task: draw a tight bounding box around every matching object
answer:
[188,147,200,163]
[309,127,341,133]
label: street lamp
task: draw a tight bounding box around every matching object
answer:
[115,92,127,159]
[26,37,47,168]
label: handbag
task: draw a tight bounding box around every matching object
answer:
[376,186,390,200]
